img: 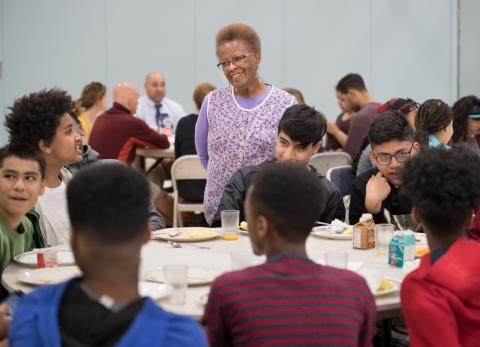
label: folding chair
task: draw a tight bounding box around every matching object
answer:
[308,152,352,176]
[171,155,207,227]
[326,165,355,224]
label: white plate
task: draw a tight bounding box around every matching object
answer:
[144,266,224,286]
[151,227,219,242]
[315,260,363,272]
[311,226,352,240]
[14,249,75,267]
[139,281,168,300]
[239,228,249,235]
[373,278,400,297]
[198,293,209,306]
[18,266,80,286]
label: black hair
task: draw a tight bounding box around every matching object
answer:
[401,146,480,237]
[5,88,74,149]
[368,111,414,147]
[415,99,452,147]
[0,144,46,179]
[278,104,327,148]
[452,95,480,143]
[336,73,367,94]
[67,162,150,244]
[248,162,328,243]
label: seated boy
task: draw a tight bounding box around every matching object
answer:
[5,89,164,246]
[211,104,344,226]
[203,163,375,346]
[400,146,480,347]
[349,113,419,226]
[9,162,207,346]
[0,145,45,299]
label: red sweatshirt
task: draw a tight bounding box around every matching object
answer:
[89,103,169,163]
[401,237,480,347]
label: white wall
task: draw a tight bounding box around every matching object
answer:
[0,0,471,145]
[459,0,480,97]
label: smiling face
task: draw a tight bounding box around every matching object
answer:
[370,140,419,186]
[217,40,260,92]
[0,157,45,222]
[275,131,320,166]
[40,113,83,166]
[468,119,480,138]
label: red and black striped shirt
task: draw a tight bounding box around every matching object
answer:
[203,253,376,347]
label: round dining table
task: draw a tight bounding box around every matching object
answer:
[1,230,412,323]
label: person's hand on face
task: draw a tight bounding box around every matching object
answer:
[365,171,391,214]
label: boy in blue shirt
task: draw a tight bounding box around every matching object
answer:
[10,162,206,346]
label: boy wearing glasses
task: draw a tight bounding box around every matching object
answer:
[349,112,419,225]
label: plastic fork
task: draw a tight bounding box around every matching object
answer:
[168,241,210,250]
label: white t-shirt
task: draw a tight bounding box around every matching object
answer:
[135,95,186,133]
[36,168,72,246]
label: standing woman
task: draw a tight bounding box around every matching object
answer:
[195,23,296,224]
[451,95,480,154]
[414,99,453,149]
[75,81,108,143]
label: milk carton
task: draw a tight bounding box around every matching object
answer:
[388,231,405,267]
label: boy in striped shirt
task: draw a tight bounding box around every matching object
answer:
[203,163,376,346]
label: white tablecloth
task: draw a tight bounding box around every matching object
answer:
[2,232,409,321]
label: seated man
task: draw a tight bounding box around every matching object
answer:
[400,146,480,347]
[349,113,419,226]
[211,104,344,226]
[89,82,170,164]
[5,89,165,246]
[0,145,45,299]
[9,163,207,346]
[326,73,379,158]
[203,163,376,346]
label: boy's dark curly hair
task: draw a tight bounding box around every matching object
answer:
[5,88,74,149]
[401,146,480,237]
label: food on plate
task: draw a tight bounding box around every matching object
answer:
[185,229,217,239]
[239,221,248,231]
[415,246,429,258]
[342,228,353,235]
[377,278,394,292]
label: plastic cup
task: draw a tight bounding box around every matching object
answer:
[37,250,58,268]
[324,252,349,269]
[221,210,239,240]
[163,264,188,305]
[374,223,395,256]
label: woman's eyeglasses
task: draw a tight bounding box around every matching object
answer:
[216,53,255,71]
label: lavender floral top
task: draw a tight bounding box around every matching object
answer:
[195,84,296,224]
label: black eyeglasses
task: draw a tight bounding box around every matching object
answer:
[373,145,414,165]
[216,53,255,71]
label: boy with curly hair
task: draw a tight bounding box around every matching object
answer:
[400,146,480,346]
[5,89,82,246]
[5,89,166,246]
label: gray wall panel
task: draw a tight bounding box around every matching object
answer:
[459,0,480,97]
[1,0,475,146]
[284,0,371,117]
[105,0,196,111]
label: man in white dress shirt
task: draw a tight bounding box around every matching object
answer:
[136,72,186,135]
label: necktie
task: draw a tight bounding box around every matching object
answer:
[155,103,162,129]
